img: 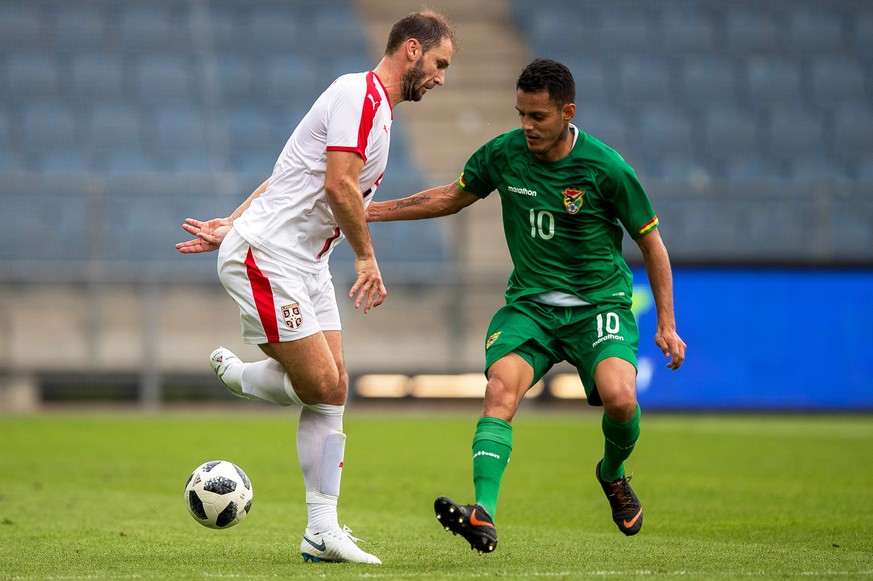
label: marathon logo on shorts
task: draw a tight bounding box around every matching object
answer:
[281,303,303,329]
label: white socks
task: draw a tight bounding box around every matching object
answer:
[297,404,346,533]
[224,358,304,406]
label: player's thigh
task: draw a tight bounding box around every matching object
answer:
[562,305,639,406]
[483,352,536,420]
[259,333,344,404]
[593,357,638,420]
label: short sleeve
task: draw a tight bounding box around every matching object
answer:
[609,162,658,239]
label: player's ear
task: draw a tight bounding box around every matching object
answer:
[562,103,576,123]
[405,38,421,61]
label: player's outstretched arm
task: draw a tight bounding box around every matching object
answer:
[367,181,479,222]
[174,179,269,254]
[636,228,686,370]
[175,217,233,253]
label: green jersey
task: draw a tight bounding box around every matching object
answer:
[458,124,658,307]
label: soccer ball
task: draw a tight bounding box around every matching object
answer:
[184,460,253,529]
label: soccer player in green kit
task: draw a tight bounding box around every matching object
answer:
[367,58,686,552]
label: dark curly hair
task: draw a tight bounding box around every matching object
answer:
[516,58,576,106]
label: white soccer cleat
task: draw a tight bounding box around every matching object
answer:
[300,526,382,564]
[209,347,246,398]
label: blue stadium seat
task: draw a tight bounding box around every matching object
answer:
[564,58,611,105]
[595,9,655,55]
[617,55,675,108]
[265,56,321,105]
[746,58,803,111]
[767,109,826,162]
[22,104,78,158]
[725,8,784,55]
[71,54,126,106]
[4,52,61,105]
[136,57,196,106]
[809,56,867,109]
[787,9,847,54]
[150,107,214,171]
[724,153,779,181]
[852,11,873,55]
[660,8,717,54]
[786,155,846,182]
[0,190,90,261]
[215,56,258,106]
[639,107,694,158]
[681,55,739,107]
[834,105,873,160]
[0,3,46,50]
[87,105,145,155]
[702,106,760,160]
[575,105,632,152]
[53,3,109,51]
[119,3,191,53]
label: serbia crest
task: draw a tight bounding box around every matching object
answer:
[562,188,585,214]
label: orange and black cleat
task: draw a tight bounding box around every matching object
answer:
[596,460,643,536]
[434,496,498,553]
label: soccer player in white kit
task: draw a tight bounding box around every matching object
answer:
[175,11,456,564]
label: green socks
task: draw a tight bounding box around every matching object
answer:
[599,403,641,482]
[472,416,513,518]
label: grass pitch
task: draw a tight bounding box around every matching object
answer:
[2,407,872,579]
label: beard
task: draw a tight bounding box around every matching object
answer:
[401,60,427,102]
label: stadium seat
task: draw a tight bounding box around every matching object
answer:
[660,8,717,54]
[70,54,126,106]
[766,109,826,162]
[135,57,196,107]
[725,8,784,55]
[53,3,109,51]
[787,9,847,54]
[0,3,46,50]
[639,107,694,158]
[87,105,145,155]
[809,56,868,109]
[0,190,90,261]
[22,104,79,159]
[834,105,873,160]
[746,58,803,111]
[4,52,62,105]
[617,55,675,108]
[702,106,760,161]
[119,3,191,54]
[681,55,739,107]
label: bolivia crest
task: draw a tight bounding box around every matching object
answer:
[562,188,585,214]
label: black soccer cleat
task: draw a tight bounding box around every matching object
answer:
[596,460,643,536]
[434,496,498,553]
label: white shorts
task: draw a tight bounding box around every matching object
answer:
[217,228,341,344]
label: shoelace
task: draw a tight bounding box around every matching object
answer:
[340,524,367,544]
[609,474,636,509]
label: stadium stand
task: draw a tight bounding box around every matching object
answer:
[0,0,871,406]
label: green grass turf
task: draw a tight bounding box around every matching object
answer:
[2,408,872,579]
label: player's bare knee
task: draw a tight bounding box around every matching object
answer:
[483,377,522,421]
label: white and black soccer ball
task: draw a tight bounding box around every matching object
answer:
[184,460,253,529]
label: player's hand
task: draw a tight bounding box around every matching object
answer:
[175,217,233,254]
[349,257,387,314]
[655,326,686,370]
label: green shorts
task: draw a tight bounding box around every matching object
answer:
[483,300,639,406]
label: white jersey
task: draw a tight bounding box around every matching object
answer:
[233,71,393,272]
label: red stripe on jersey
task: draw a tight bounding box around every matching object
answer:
[317,227,342,260]
[357,72,383,162]
[244,248,280,343]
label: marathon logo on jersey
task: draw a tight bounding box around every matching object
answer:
[562,188,585,214]
[281,303,303,329]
